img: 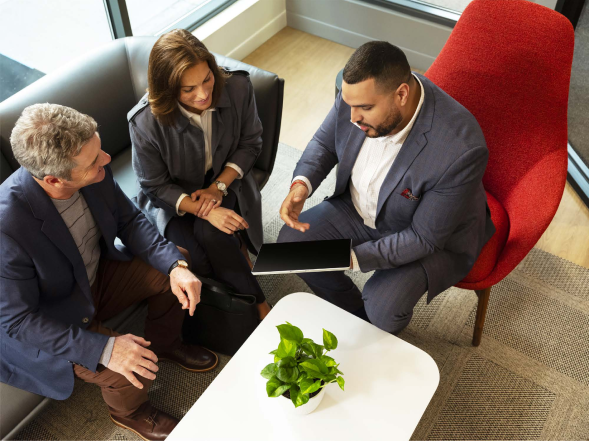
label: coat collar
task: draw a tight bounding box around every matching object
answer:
[336,73,435,209]
[375,73,435,218]
[19,167,93,298]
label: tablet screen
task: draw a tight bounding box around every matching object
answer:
[252,239,352,275]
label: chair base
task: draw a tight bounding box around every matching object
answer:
[473,286,491,346]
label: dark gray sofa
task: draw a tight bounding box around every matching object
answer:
[0,36,284,440]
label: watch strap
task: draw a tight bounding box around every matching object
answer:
[168,260,188,276]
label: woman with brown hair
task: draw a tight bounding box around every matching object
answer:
[129,29,270,319]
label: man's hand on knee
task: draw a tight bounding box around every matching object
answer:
[280,183,310,232]
[170,267,202,316]
[107,334,159,389]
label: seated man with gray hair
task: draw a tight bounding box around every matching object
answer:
[0,104,218,440]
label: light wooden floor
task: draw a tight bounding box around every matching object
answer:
[243,27,589,268]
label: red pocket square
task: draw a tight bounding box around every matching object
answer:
[401,188,420,201]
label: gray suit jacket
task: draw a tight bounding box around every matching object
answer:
[294,73,495,302]
[128,71,263,250]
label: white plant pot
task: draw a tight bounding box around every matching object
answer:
[279,385,327,416]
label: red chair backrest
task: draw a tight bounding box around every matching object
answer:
[425,0,574,213]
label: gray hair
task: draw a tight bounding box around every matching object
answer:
[10,103,97,180]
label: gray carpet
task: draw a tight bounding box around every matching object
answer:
[14,143,589,440]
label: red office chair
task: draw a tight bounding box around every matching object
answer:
[425,0,575,346]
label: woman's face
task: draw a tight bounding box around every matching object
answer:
[178,60,215,114]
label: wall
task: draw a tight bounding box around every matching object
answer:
[286,0,559,71]
[196,0,287,60]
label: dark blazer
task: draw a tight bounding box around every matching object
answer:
[128,72,264,251]
[0,166,183,400]
[294,73,495,302]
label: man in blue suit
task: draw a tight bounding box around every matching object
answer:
[279,42,495,334]
[1,104,218,440]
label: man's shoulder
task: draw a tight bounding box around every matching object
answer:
[419,75,485,148]
[0,169,35,235]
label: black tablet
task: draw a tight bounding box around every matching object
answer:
[251,239,352,275]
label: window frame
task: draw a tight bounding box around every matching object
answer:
[103,0,239,38]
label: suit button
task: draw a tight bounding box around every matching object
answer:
[82,317,89,324]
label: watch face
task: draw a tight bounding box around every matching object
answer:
[216,181,227,191]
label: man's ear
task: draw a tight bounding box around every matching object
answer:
[43,175,64,188]
[396,83,410,106]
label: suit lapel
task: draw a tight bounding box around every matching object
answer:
[376,74,435,218]
[335,126,365,195]
[20,169,91,298]
[81,184,115,249]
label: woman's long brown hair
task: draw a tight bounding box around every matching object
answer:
[147,29,229,126]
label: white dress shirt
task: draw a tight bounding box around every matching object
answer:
[176,103,244,215]
[293,74,425,271]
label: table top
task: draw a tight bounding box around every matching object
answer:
[168,293,439,441]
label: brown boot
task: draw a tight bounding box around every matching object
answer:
[158,343,218,372]
[110,402,178,441]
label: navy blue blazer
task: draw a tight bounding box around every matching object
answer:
[294,74,495,302]
[0,166,183,400]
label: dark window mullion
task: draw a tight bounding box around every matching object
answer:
[104,0,133,39]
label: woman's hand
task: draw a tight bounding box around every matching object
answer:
[191,184,223,217]
[204,207,249,234]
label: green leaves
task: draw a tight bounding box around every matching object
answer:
[323,329,338,351]
[277,322,304,344]
[300,358,328,376]
[266,376,290,397]
[337,376,345,391]
[276,357,299,383]
[302,341,324,359]
[260,363,277,379]
[276,339,297,360]
[289,385,310,408]
[262,322,345,408]
[299,378,322,395]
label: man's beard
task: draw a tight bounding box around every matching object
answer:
[365,107,403,138]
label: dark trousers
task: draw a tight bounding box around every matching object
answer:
[165,190,265,303]
[73,248,189,418]
[277,192,428,334]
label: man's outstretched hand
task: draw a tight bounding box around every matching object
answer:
[108,334,159,389]
[280,183,310,232]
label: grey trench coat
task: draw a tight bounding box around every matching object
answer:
[128,72,263,251]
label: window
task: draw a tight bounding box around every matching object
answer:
[0,0,238,102]
[126,0,238,36]
[567,0,589,205]
[362,0,460,27]
[0,0,112,102]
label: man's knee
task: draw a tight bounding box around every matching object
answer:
[277,224,302,243]
[362,265,427,334]
[365,302,413,334]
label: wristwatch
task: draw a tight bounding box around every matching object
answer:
[214,180,228,197]
[168,259,189,276]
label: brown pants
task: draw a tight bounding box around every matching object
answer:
[73,250,188,418]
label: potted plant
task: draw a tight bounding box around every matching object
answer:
[260,322,345,415]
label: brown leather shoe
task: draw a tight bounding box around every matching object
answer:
[158,343,218,372]
[110,402,178,441]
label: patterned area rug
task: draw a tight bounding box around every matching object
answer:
[14,144,589,440]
